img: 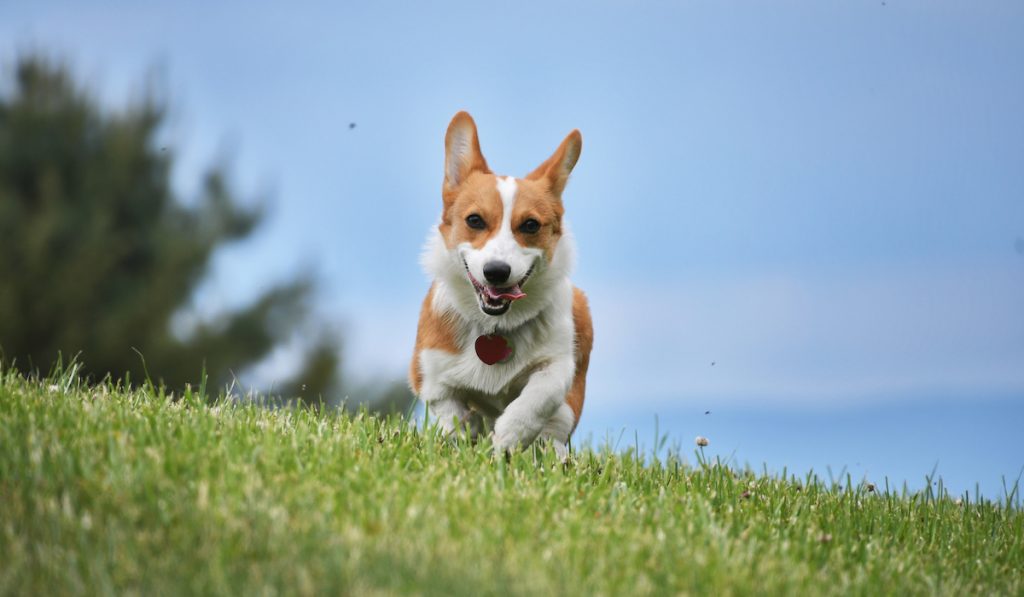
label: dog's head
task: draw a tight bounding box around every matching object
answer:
[432,111,581,319]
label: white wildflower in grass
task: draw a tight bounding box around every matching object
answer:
[695,436,709,447]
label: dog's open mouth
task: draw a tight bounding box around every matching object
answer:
[463,261,533,316]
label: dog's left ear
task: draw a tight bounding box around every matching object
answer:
[444,111,490,193]
[527,130,582,197]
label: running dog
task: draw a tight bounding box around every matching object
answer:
[409,111,593,457]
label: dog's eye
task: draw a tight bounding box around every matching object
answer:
[518,219,541,234]
[465,214,486,230]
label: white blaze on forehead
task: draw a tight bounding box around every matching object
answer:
[476,176,526,269]
[495,176,517,234]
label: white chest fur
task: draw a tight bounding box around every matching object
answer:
[418,278,575,408]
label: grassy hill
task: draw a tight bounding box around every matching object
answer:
[1,364,1021,595]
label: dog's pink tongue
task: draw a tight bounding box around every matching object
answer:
[485,285,526,301]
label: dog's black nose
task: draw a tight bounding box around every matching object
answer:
[483,260,512,285]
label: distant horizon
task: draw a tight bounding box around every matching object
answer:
[577,389,1024,500]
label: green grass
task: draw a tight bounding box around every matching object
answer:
[1,364,1021,596]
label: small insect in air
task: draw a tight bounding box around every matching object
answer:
[349,122,357,130]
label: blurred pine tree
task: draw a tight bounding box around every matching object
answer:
[0,55,342,406]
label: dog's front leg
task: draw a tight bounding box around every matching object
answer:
[421,382,482,437]
[493,357,575,453]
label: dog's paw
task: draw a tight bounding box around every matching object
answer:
[492,411,542,454]
[552,440,570,462]
[428,399,470,435]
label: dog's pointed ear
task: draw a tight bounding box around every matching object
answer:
[444,111,490,192]
[526,129,582,197]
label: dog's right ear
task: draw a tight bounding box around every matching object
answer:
[526,129,582,198]
[444,111,490,195]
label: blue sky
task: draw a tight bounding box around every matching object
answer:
[4,1,1023,497]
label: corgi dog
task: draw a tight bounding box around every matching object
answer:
[409,112,593,457]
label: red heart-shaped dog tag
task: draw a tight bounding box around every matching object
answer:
[475,334,513,365]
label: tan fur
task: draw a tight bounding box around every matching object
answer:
[409,284,460,394]
[440,171,505,249]
[508,176,565,259]
[567,287,593,427]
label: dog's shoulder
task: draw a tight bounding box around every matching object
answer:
[409,283,461,394]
